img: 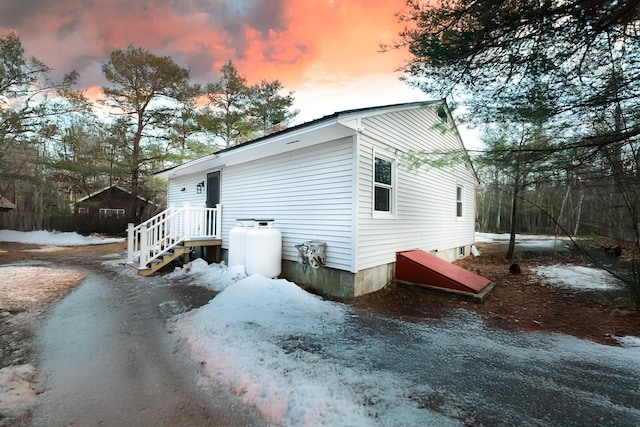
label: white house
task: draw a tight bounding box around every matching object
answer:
[148,100,479,298]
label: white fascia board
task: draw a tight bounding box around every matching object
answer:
[218,119,352,166]
[154,153,220,179]
[157,118,354,179]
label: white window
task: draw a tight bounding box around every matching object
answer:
[78,207,89,214]
[456,185,463,218]
[374,155,394,214]
[99,208,125,218]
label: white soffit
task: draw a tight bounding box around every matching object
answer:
[159,119,354,178]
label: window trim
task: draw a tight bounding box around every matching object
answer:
[456,185,464,219]
[99,208,125,218]
[372,151,396,218]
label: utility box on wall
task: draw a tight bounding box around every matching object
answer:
[295,240,327,271]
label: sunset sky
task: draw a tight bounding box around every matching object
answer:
[0,0,429,124]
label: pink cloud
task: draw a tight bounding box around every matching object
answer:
[0,0,414,107]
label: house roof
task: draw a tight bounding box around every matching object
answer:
[0,197,16,210]
[75,185,158,205]
[155,101,445,179]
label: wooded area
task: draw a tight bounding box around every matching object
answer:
[394,0,639,295]
[0,34,298,229]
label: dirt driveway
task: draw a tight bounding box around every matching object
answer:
[0,242,266,426]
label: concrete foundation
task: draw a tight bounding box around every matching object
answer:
[221,245,473,299]
[282,260,393,299]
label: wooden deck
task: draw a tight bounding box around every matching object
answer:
[126,205,222,276]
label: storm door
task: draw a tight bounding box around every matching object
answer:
[206,171,220,208]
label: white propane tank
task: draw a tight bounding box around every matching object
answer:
[228,219,254,270]
[245,219,282,278]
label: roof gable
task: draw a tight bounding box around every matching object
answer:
[155,100,442,178]
[75,185,156,205]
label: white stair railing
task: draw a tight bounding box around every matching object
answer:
[127,204,222,269]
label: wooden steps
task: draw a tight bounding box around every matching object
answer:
[126,239,223,276]
[126,245,191,276]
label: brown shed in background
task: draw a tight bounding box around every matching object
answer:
[75,186,160,220]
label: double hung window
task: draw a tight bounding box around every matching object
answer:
[374,156,394,214]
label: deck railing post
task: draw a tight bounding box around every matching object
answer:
[127,223,135,263]
[215,204,222,238]
[139,224,148,269]
[183,203,191,240]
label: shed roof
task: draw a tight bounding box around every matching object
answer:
[75,185,157,205]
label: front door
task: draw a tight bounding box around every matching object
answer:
[203,171,221,262]
[206,171,220,208]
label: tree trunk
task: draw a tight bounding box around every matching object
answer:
[129,110,145,223]
[554,185,571,236]
[496,184,502,232]
[506,184,519,259]
[573,189,585,236]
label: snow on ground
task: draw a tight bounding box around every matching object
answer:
[172,260,640,426]
[0,230,124,245]
[0,364,38,417]
[475,232,570,251]
[617,336,640,348]
[532,264,625,291]
[0,230,120,419]
[477,233,627,291]
[174,273,456,426]
[166,258,246,292]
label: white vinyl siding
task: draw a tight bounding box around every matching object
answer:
[163,103,477,276]
[220,137,355,271]
[355,106,476,271]
[167,173,209,208]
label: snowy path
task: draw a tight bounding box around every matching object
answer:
[32,269,266,426]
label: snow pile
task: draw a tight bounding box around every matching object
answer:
[174,274,455,426]
[533,265,625,291]
[0,230,124,245]
[0,364,38,416]
[175,276,353,425]
[166,258,247,292]
[174,264,640,426]
[0,365,38,421]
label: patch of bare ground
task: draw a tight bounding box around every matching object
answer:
[351,242,640,346]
